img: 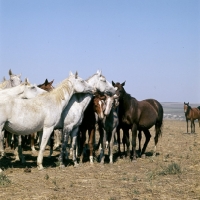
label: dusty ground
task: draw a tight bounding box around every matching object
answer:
[0,119,200,200]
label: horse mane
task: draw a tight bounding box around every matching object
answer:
[41,78,72,104]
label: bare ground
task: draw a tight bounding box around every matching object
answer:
[0,120,200,200]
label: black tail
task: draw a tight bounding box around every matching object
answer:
[197,106,200,110]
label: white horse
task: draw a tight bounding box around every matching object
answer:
[0,79,47,161]
[53,70,116,167]
[0,71,94,170]
[0,69,22,90]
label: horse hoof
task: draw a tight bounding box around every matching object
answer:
[37,165,44,171]
[74,163,79,168]
[59,164,65,168]
[141,154,146,158]
[132,159,137,163]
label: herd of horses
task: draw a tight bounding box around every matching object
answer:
[0,69,199,171]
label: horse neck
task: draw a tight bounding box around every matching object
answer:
[50,79,76,110]
[185,106,191,117]
[0,84,24,96]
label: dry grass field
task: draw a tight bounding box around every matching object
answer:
[0,119,200,200]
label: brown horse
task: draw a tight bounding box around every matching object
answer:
[112,81,163,161]
[184,102,200,133]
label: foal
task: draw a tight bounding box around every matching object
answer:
[184,102,200,133]
[78,91,106,164]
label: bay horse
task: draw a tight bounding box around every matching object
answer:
[0,71,94,170]
[112,81,163,161]
[184,102,200,133]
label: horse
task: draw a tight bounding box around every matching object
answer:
[0,69,22,90]
[0,71,94,170]
[28,79,55,153]
[98,94,119,164]
[55,70,116,167]
[112,81,163,161]
[1,79,48,161]
[184,102,200,133]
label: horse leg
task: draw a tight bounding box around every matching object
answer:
[138,130,142,156]
[99,129,106,164]
[14,135,25,163]
[71,127,79,167]
[30,133,37,154]
[48,131,54,158]
[79,128,87,163]
[116,127,122,158]
[88,128,95,164]
[131,124,138,161]
[0,126,5,157]
[141,129,151,157]
[191,120,195,133]
[123,127,130,158]
[186,119,188,133]
[37,127,54,170]
[58,128,69,168]
[109,129,115,164]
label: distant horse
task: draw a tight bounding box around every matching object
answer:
[112,81,163,161]
[184,102,200,133]
[0,69,21,89]
[0,71,93,170]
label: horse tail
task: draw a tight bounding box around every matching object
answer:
[155,102,164,140]
[197,106,200,110]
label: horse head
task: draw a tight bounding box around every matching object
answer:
[87,70,116,95]
[184,102,190,114]
[38,79,54,92]
[68,71,94,94]
[9,69,22,87]
[104,94,119,116]
[112,81,126,100]
[19,78,47,99]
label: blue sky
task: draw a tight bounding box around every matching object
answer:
[0,0,199,103]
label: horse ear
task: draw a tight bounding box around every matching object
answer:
[45,79,48,85]
[97,70,102,76]
[121,81,126,86]
[25,78,30,84]
[50,79,54,85]
[75,71,78,78]
[69,71,73,76]
[112,81,115,86]
[9,69,12,76]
